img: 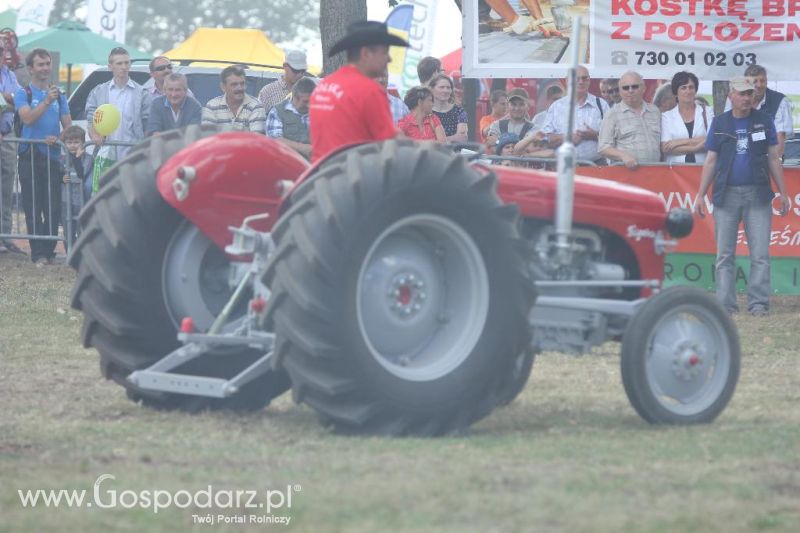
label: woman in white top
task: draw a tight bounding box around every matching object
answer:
[661,71,714,164]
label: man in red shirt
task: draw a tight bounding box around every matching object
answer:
[310,21,409,162]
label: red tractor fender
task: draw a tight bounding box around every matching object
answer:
[156,132,309,251]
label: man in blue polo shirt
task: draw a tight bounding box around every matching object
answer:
[694,77,790,316]
[14,48,71,265]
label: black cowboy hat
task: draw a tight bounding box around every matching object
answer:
[329,20,409,57]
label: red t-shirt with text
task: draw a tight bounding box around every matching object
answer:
[309,65,397,162]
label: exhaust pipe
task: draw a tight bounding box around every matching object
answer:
[554,16,583,266]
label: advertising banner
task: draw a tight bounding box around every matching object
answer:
[462,0,800,80]
[86,0,128,44]
[577,164,800,294]
[386,0,439,94]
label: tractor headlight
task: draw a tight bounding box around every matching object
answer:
[665,208,693,239]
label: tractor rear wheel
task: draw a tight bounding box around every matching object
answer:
[496,349,536,406]
[263,140,536,436]
[69,125,290,411]
[621,286,740,424]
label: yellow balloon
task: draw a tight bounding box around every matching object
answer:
[93,103,121,136]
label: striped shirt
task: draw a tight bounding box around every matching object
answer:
[201,94,266,133]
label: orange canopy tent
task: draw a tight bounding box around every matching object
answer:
[164,28,284,71]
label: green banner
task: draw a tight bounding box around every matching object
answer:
[664,254,800,295]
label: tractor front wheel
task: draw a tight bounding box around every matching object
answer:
[621,286,740,424]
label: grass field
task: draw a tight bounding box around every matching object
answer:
[1,251,799,532]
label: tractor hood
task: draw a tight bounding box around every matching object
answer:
[491,165,669,235]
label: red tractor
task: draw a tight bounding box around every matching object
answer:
[69,125,740,436]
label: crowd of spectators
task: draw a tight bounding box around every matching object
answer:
[0,36,796,276]
[0,46,321,262]
[475,65,793,175]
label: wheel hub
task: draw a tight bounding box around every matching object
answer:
[642,303,734,418]
[671,341,705,381]
[357,214,489,382]
[162,222,243,332]
[387,272,427,318]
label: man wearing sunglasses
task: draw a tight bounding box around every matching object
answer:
[145,57,193,100]
[258,49,308,113]
[598,71,661,169]
[147,56,173,97]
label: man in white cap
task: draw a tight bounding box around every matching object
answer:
[694,77,790,317]
[258,49,308,113]
[309,21,409,163]
[725,64,794,158]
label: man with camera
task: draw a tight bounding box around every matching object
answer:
[14,48,71,264]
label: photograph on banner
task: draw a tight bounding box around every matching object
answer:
[463,1,799,80]
[462,0,591,78]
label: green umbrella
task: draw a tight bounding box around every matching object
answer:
[17,21,151,94]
